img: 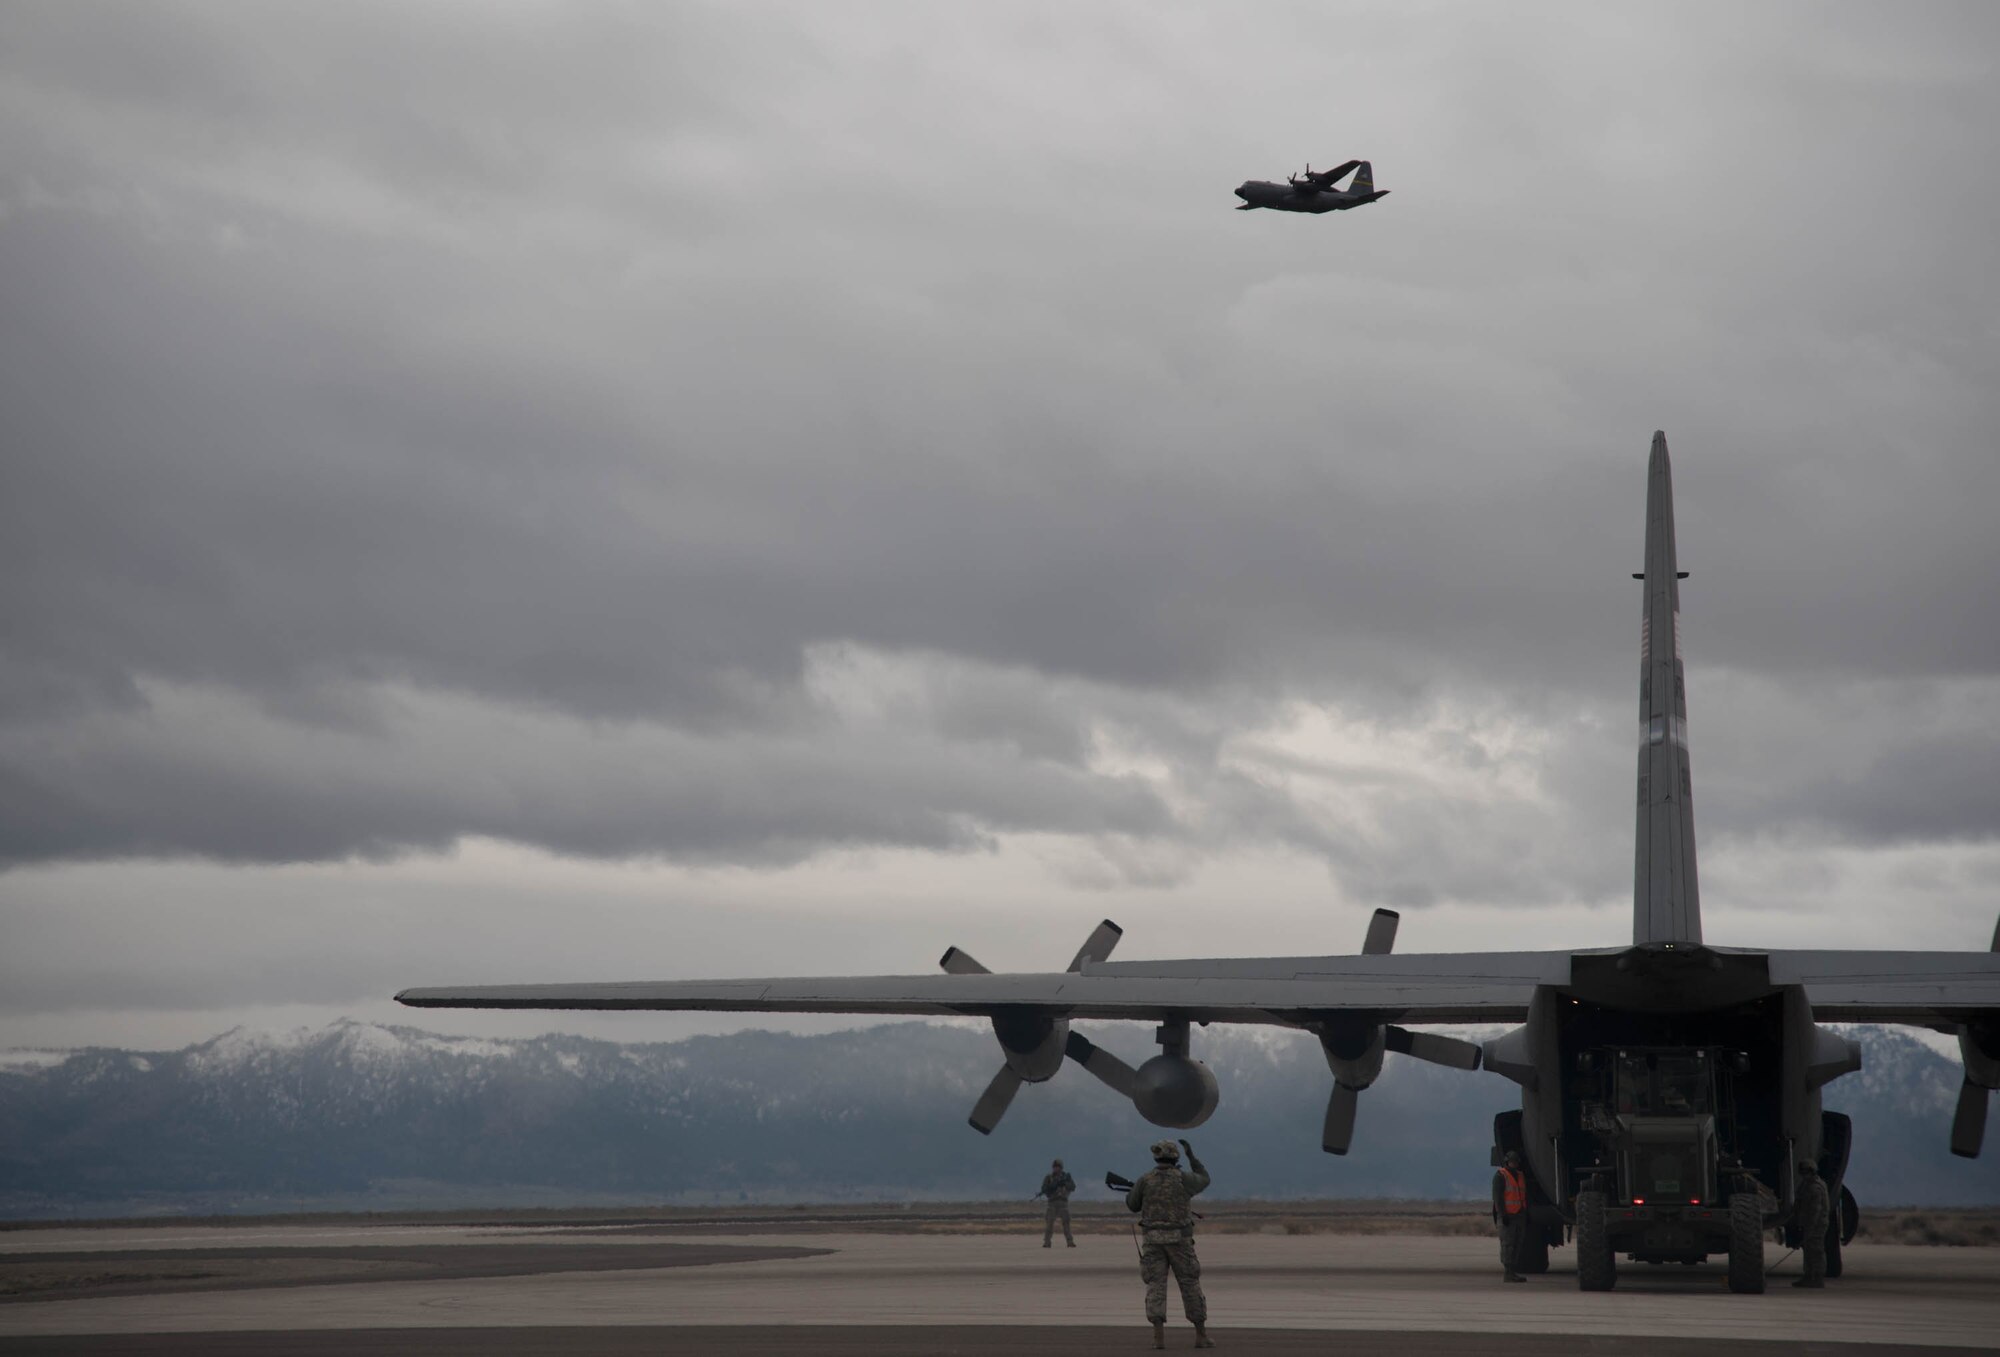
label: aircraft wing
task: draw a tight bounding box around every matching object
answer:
[397,945,2000,1027]
[1771,949,2000,1024]
[396,949,1572,1025]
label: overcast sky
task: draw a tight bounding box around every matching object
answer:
[3,2,1997,1052]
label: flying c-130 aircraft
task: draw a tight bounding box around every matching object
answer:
[400,433,2000,1292]
[1233,158,1388,212]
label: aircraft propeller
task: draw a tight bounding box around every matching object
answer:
[1318,909,1483,1155]
[944,920,1140,1134]
[1949,918,2000,1158]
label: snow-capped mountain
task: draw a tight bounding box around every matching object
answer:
[1,1020,1992,1219]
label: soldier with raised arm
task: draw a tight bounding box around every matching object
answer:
[1125,1138,1213,1349]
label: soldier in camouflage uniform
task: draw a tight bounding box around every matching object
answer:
[1125,1138,1213,1350]
[1793,1160,1830,1288]
[1038,1158,1076,1247]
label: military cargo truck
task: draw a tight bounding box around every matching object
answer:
[1497,1043,1856,1293]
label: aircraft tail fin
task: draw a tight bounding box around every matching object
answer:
[1350,161,1374,195]
[1633,431,1702,945]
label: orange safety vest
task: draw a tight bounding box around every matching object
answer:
[1499,1167,1528,1216]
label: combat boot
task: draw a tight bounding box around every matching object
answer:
[1151,1320,1166,1348]
[1193,1321,1216,1347]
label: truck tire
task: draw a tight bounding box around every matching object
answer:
[1727,1194,1765,1294]
[1575,1189,1614,1291]
[1519,1229,1550,1275]
[1823,1215,1843,1279]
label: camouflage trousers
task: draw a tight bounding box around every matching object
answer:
[1139,1233,1206,1324]
[1497,1214,1526,1276]
[1801,1239,1826,1285]
[1800,1201,1830,1286]
[1043,1199,1072,1245]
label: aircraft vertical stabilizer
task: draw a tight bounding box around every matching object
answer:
[1634,431,1702,945]
[1350,161,1374,194]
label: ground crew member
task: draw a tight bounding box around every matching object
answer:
[1038,1158,1076,1247]
[1125,1138,1213,1349]
[1794,1160,1830,1288]
[1492,1149,1528,1282]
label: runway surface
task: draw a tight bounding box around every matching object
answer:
[2,1331,1992,1357]
[2,1223,1995,1354]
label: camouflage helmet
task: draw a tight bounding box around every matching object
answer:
[1151,1139,1181,1164]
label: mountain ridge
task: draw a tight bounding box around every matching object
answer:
[3,1019,1993,1220]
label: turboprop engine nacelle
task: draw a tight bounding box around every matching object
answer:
[993,1009,1069,1083]
[1132,1053,1220,1129]
[1321,1020,1386,1091]
[947,921,1148,1135]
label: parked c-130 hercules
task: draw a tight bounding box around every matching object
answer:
[401,433,2000,1294]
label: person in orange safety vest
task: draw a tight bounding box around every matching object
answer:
[1493,1150,1530,1282]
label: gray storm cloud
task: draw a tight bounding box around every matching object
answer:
[2,0,1997,900]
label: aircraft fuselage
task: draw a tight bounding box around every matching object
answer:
[1233,180,1389,213]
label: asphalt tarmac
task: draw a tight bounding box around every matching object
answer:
[2,1331,1992,1357]
[1,1223,1994,1355]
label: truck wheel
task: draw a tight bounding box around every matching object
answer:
[1727,1194,1765,1294]
[1823,1215,1843,1279]
[1575,1190,1614,1291]
[1519,1230,1550,1274]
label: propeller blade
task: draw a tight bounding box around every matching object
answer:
[940,947,990,976]
[1322,1083,1360,1155]
[1065,1030,1139,1099]
[1362,908,1400,956]
[1385,1025,1483,1071]
[968,1065,1024,1135]
[1950,1078,1989,1159]
[1066,920,1124,972]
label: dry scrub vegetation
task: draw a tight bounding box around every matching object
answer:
[1854,1210,2000,1247]
[8,1201,1998,1246]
